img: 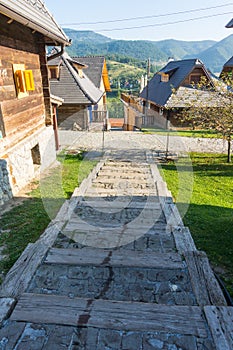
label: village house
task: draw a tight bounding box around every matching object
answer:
[0,0,70,205]
[72,56,111,123]
[122,58,216,130]
[48,52,105,130]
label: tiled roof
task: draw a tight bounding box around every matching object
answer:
[49,52,103,105]
[140,59,212,107]
[0,0,69,45]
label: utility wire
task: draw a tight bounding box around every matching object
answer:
[60,3,233,26]
[98,12,233,32]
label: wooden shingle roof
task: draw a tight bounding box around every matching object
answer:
[48,52,103,105]
[73,56,111,92]
[0,0,70,45]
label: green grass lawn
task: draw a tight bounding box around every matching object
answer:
[0,151,97,279]
[161,153,233,297]
[142,128,221,138]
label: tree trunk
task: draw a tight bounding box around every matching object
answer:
[227,138,231,163]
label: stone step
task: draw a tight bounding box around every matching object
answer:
[95,173,150,180]
[93,177,153,185]
[99,166,150,174]
[28,248,194,304]
[55,228,175,254]
[76,199,162,210]
[84,189,158,197]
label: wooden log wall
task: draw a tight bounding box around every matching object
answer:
[0,13,52,147]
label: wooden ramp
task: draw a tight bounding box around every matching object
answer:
[0,150,232,349]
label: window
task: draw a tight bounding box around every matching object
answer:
[161,73,169,82]
[189,74,202,85]
[13,64,35,98]
[49,67,59,79]
[31,144,41,165]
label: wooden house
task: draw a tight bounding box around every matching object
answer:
[48,52,104,130]
[72,56,111,123]
[139,59,215,129]
[0,0,70,204]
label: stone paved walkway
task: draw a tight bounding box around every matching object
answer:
[0,147,232,349]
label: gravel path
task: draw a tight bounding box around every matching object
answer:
[58,130,229,154]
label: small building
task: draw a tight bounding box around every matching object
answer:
[0,0,70,204]
[139,58,214,128]
[48,52,104,130]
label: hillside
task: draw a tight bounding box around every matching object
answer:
[64,28,233,74]
[192,35,233,73]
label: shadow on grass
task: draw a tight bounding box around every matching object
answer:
[177,202,233,297]
[162,153,233,176]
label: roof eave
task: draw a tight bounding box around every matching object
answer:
[0,5,70,45]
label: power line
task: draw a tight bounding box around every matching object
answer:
[98,11,233,32]
[60,3,233,26]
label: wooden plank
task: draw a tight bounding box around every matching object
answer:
[0,298,16,326]
[75,200,161,210]
[173,226,197,253]
[184,251,227,306]
[45,247,184,269]
[204,306,233,350]
[11,293,208,337]
[162,203,184,227]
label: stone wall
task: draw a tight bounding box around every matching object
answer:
[0,159,13,206]
[4,126,57,196]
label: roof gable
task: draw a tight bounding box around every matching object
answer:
[0,0,69,45]
[140,59,212,107]
[223,56,233,68]
[72,56,111,92]
[226,18,233,28]
[49,52,103,105]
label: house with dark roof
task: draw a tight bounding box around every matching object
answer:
[139,58,215,128]
[220,56,233,78]
[0,0,70,204]
[48,52,104,130]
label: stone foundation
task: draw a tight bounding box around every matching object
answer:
[0,159,13,206]
[0,126,57,199]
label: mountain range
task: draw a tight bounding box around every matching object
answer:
[64,28,233,74]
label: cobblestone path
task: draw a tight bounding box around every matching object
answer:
[0,149,232,349]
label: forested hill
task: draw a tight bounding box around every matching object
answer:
[64,28,233,73]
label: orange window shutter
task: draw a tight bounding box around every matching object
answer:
[24,70,35,91]
[15,70,26,93]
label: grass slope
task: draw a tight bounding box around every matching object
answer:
[161,153,233,297]
[0,152,97,280]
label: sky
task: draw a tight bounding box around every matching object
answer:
[44,0,233,42]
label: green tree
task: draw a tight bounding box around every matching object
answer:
[171,75,233,162]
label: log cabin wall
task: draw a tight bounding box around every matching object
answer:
[57,105,88,130]
[0,12,53,145]
[0,13,56,199]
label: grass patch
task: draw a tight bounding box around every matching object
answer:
[161,153,233,297]
[0,151,97,279]
[142,128,221,138]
